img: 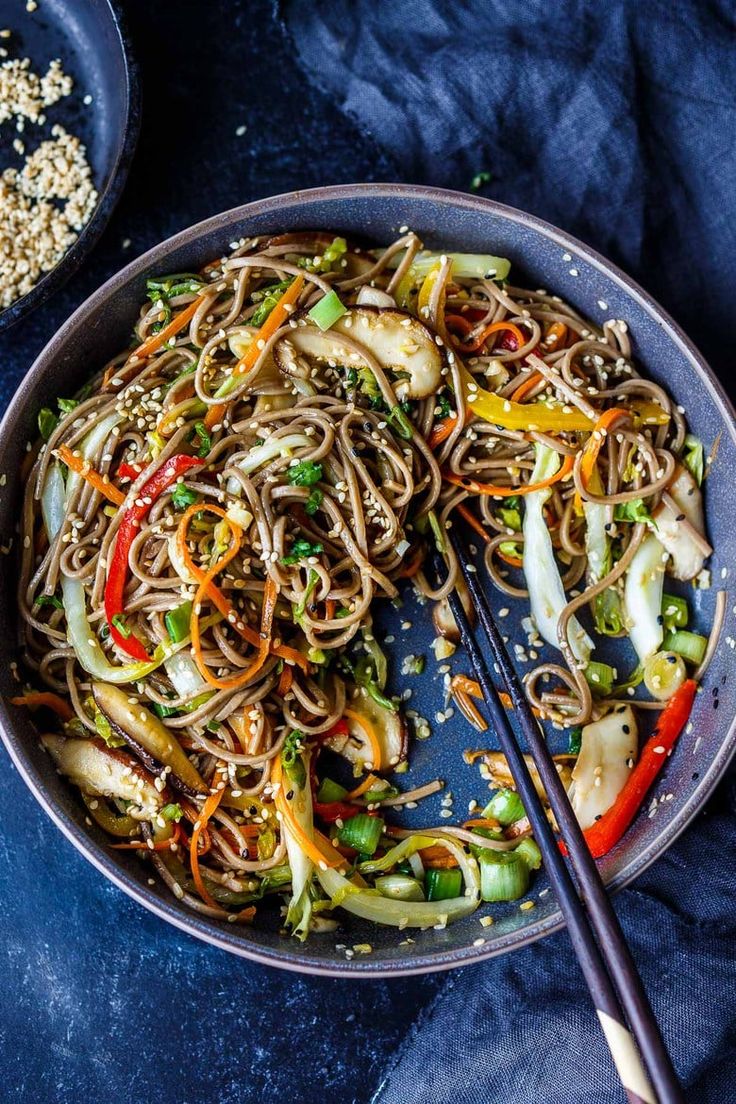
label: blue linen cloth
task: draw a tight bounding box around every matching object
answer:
[280,2,736,1100]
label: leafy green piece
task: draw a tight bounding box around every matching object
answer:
[57,398,79,415]
[281,539,323,566]
[387,404,413,440]
[94,710,125,748]
[305,487,323,516]
[613,499,655,525]
[567,726,583,755]
[294,568,320,623]
[436,392,453,419]
[298,236,348,273]
[192,422,211,458]
[287,460,323,487]
[281,730,306,789]
[593,587,624,636]
[682,434,704,485]
[160,803,183,822]
[38,408,58,440]
[171,483,199,510]
[250,279,292,326]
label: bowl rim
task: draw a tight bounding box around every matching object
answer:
[0,0,141,333]
[2,181,735,977]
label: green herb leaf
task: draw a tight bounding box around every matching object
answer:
[57,398,79,414]
[613,499,655,525]
[567,726,583,755]
[192,421,211,458]
[305,487,323,516]
[682,434,705,485]
[387,404,413,440]
[160,802,184,822]
[171,483,199,510]
[287,460,323,487]
[436,392,453,419]
[38,408,58,441]
[281,539,323,566]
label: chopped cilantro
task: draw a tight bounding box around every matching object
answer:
[287,460,322,487]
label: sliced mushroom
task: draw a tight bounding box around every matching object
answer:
[432,576,474,642]
[356,285,396,309]
[325,687,408,771]
[42,734,162,819]
[652,464,712,581]
[92,682,208,796]
[273,307,443,400]
[479,751,575,802]
[568,706,638,830]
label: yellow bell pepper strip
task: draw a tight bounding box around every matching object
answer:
[458,364,593,432]
[204,274,305,429]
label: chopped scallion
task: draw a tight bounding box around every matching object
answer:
[164,601,192,644]
[482,788,525,826]
[425,867,463,901]
[479,850,530,902]
[308,289,347,331]
[336,812,384,855]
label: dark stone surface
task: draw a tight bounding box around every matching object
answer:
[0,4,440,1103]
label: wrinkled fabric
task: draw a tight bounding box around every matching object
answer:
[280,2,736,1100]
[281,0,736,380]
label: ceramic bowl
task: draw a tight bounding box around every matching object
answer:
[1,184,733,975]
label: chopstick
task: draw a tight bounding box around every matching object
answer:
[435,528,684,1104]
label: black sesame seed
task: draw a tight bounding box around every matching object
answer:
[622,724,630,734]
[692,772,700,781]
[666,655,677,664]
[657,614,664,625]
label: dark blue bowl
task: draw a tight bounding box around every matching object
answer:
[1,184,734,975]
[0,0,139,332]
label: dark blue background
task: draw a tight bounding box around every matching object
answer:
[1,2,734,1102]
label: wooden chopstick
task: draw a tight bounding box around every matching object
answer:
[436,529,684,1104]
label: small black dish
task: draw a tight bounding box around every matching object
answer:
[0,0,140,332]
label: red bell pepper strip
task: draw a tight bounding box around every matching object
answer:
[117,462,144,482]
[104,454,203,659]
[563,679,697,859]
[313,801,361,824]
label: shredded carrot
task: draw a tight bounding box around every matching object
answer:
[190,785,226,908]
[451,674,542,719]
[510,370,544,403]
[103,292,211,388]
[543,321,568,352]
[443,453,574,497]
[343,707,382,771]
[574,406,630,513]
[446,317,526,355]
[419,844,459,869]
[57,445,125,506]
[456,503,491,545]
[346,773,381,800]
[111,824,185,852]
[325,598,336,621]
[204,274,305,430]
[11,691,74,721]
[176,503,308,673]
[452,687,489,733]
[428,414,461,450]
[496,546,524,569]
[395,544,424,579]
[464,818,502,831]
[272,757,345,869]
[277,664,293,696]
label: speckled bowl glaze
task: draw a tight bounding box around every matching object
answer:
[0,0,139,332]
[1,184,734,976]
